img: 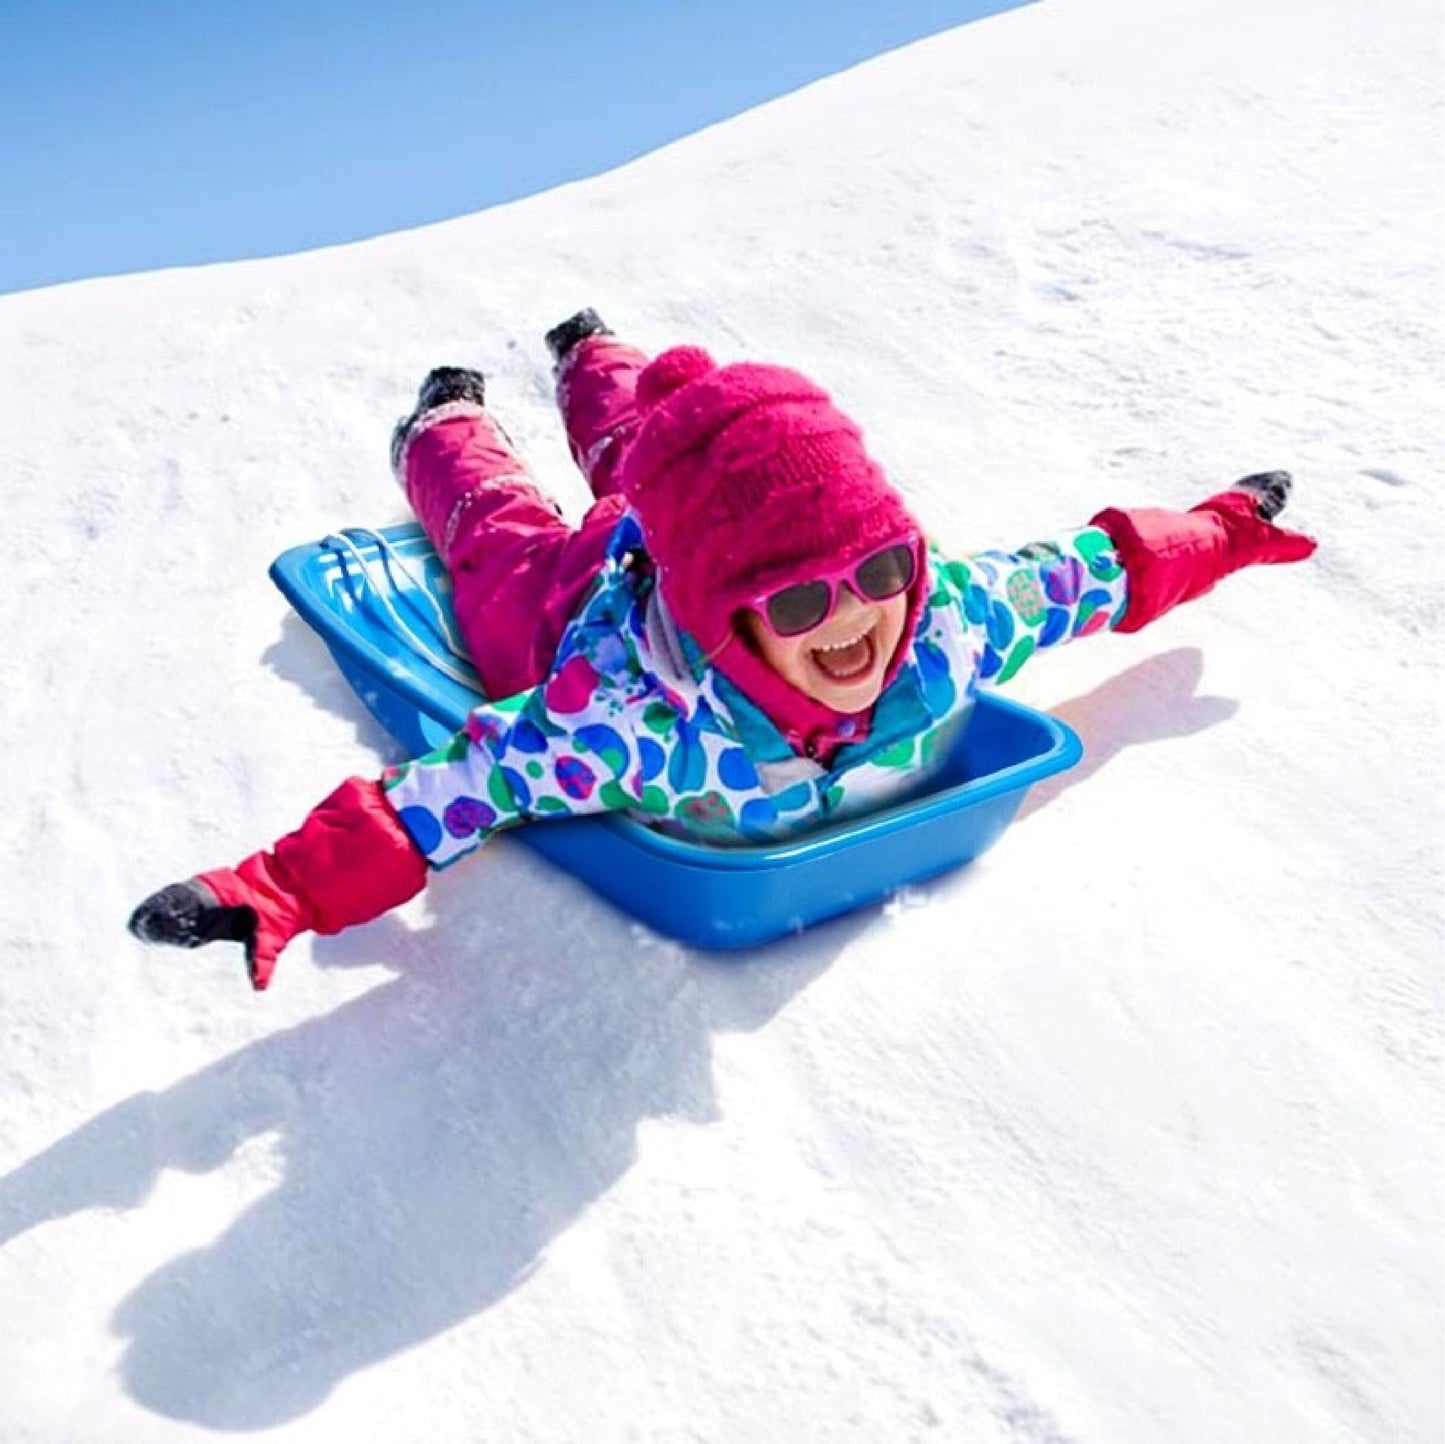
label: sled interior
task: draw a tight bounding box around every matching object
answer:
[270,524,1082,949]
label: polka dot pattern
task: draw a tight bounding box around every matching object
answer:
[383,514,1128,866]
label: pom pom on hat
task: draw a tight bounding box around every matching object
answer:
[635,345,716,413]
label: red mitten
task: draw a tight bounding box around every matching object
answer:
[130,777,428,990]
[1092,471,1317,634]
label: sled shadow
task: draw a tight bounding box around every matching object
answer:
[0,853,858,1431]
[263,614,405,762]
[1015,647,1237,820]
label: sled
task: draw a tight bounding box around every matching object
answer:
[269,524,1083,949]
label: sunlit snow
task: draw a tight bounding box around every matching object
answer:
[0,0,1440,1439]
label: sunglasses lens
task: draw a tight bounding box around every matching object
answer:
[765,580,832,637]
[854,542,916,600]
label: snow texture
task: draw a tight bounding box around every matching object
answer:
[0,0,1441,1439]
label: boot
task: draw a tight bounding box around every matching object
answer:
[390,366,488,472]
[544,308,612,367]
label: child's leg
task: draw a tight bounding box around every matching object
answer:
[555,336,651,500]
[401,405,626,699]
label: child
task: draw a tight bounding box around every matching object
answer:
[129,310,1316,989]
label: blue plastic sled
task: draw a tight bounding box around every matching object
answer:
[269,524,1082,949]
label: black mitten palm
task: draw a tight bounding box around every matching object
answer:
[127,880,257,951]
[1231,470,1293,521]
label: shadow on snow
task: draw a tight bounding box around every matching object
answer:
[0,643,1230,1429]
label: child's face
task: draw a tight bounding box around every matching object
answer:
[742,584,910,713]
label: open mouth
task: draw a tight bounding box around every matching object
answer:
[809,624,878,683]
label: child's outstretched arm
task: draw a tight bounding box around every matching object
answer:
[128,664,661,989]
[947,471,1315,687]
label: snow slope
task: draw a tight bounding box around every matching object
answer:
[0,0,1440,1439]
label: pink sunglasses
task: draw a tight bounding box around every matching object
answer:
[749,535,919,637]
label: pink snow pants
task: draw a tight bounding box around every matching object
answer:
[398,337,648,700]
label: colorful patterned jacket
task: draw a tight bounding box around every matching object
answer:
[383,512,1129,867]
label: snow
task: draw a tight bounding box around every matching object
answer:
[1,0,1441,1438]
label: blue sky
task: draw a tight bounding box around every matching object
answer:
[0,0,1027,297]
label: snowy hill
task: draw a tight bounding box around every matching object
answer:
[0,0,1440,1440]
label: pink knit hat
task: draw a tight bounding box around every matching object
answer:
[620,345,927,748]
[623,346,923,645]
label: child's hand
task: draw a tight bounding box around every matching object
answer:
[1231,470,1294,521]
[128,880,254,953]
[1092,471,1317,633]
[127,777,429,991]
[1187,473,1317,569]
[128,866,305,991]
